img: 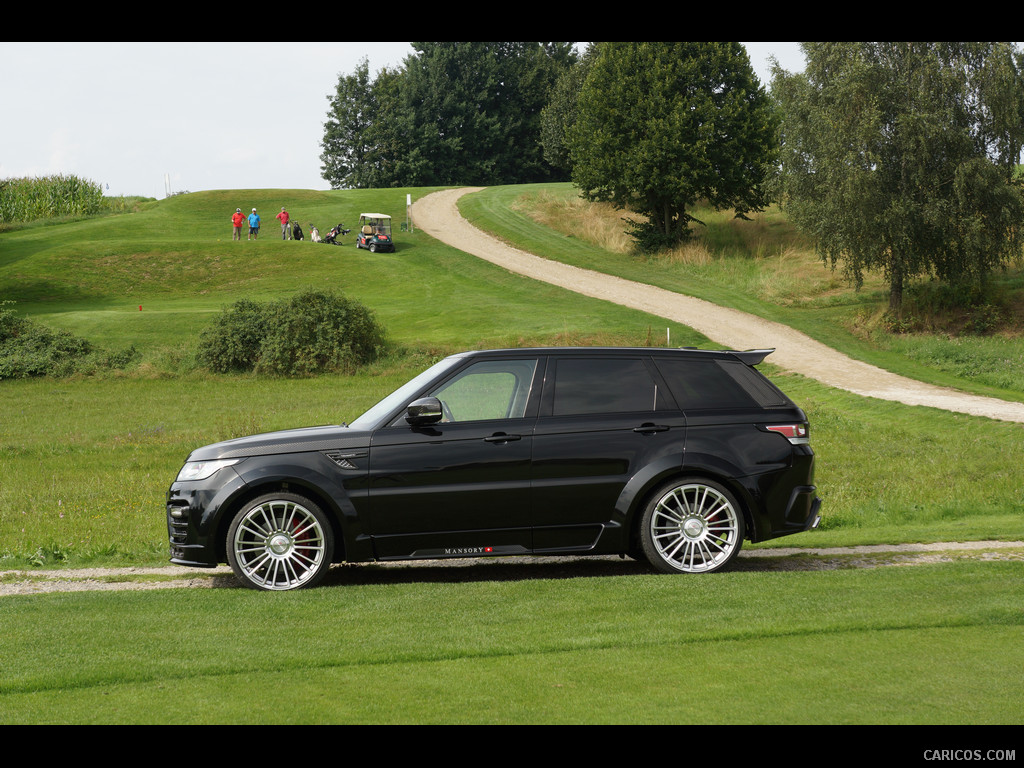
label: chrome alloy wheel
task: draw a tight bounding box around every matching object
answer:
[228,496,332,590]
[643,481,743,574]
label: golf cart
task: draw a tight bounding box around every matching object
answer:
[355,213,394,253]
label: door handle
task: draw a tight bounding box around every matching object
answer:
[484,433,522,443]
[633,424,670,434]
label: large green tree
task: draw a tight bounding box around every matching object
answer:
[321,43,576,188]
[321,58,375,189]
[539,44,599,173]
[321,59,407,190]
[772,42,1024,311]
[567,42,777,250]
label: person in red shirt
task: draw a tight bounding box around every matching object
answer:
[231,208,246,241]
[276,207,291,240]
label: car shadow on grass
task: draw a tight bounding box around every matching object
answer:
[219,552,855,590]
[211,548,987,590]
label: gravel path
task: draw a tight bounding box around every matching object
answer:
[2,541,1021,596]
[411,187,1024,424]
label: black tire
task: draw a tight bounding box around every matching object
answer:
[640,478,744,574]
[226,492,334,591]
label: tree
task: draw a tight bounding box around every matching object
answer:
[320,43,577,188]
[772,42,1024,311]
[320,58,376,189]
[540,44,599,173]
[567,42,777,251]
[321,59,409,190]
[398,42,576,186]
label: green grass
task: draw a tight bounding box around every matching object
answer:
[1,562,1020,724]
[4,187,706,367]
[2,184,1022,725]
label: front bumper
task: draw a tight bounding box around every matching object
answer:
[166,468,248,567]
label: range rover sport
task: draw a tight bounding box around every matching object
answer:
[167,347,821,590]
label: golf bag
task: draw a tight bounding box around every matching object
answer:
[321,223,350,245]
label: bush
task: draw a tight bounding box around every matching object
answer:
[0,303,137,379]
[197,289,387,376]
[626,219,689,254]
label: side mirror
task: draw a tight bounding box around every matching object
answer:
[405,397,443,426]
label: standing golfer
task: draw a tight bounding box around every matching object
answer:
[231,208,246,241]
[276,207,291,240]
[248,208,260,241]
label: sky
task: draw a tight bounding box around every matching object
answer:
[0,42,806,201]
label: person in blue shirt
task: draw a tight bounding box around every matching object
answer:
[247,208,261,241]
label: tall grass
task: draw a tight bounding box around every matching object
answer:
[0,175,104,223]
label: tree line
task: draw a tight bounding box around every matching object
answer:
[321,42,1024,312]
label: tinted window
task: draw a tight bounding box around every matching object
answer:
[552,358,665,415]
[654,359,758,409]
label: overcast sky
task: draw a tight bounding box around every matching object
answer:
[0,42,806,200]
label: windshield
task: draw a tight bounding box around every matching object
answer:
[347,356,463,431]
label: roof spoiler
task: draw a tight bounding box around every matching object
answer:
[729,349,775,366]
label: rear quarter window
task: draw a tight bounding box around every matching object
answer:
[654,358,791,409]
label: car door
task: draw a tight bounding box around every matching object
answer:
[366,357,541,559]
[530,354,687,552]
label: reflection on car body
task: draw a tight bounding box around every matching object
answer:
[167,347,821,590]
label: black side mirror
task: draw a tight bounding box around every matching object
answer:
[406,397,443,426]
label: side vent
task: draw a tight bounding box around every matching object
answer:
[323,450,368,470]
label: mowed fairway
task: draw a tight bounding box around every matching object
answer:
[1,562,1021,725]
[1,186,1022,725]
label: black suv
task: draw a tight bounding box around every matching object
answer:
[167,347,821,590]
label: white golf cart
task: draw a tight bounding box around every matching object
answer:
[355,213,394,253]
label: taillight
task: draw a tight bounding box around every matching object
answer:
[765,423,810,445]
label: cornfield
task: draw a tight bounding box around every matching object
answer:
[0,174,104,223]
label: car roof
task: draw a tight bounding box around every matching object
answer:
[451,347,775,366]
[359,213,391,219]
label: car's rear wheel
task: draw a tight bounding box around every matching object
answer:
[640,479,744,574]
[227,493,334,591]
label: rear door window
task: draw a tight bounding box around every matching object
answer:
[551,357,670,415]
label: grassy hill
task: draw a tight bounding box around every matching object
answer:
[3,187,707,371]
[1,184,1022,565]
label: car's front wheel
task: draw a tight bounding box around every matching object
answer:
[226,493,334,590]
[640,479,744,574]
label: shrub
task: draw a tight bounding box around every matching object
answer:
[0,303,137,379]
[626,218,688,254]
[197,289,386,376]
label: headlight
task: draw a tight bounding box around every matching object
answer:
[176,459,241,483]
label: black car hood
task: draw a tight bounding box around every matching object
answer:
[187,425,372,461]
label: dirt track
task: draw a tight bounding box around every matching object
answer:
[411,187,1024,424]
[2,540,1022,595]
